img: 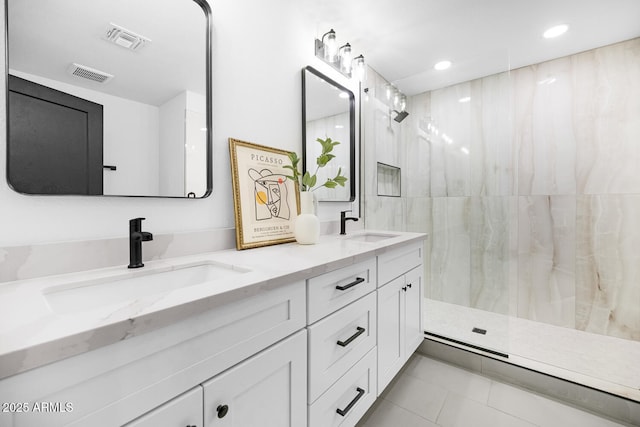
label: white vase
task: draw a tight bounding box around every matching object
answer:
[294,191,320,244]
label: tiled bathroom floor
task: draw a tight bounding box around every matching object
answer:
[355,354,631,427]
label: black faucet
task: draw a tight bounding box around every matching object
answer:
[128,217,153,268]
[340,210,359,235]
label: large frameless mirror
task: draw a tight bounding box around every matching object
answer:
[302,66,355,202]
[6,0,213,197]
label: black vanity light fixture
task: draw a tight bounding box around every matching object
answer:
[315,29,366,81]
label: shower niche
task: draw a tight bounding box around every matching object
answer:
[376,162,401,197]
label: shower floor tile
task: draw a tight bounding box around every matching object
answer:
[423,299,640,401]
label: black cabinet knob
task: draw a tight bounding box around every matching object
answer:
[217,404,229,418]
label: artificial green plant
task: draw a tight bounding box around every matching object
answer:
[284,137,348,191]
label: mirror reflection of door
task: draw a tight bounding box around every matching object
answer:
[8,75,104,195]
[6,0,212,198]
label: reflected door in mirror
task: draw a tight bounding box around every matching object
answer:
[8,75,104,195]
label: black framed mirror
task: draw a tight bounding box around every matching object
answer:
[6,0,213,198]
[302,66,355,202]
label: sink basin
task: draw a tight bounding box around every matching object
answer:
[344,232,399,243]
[43,262,250,313]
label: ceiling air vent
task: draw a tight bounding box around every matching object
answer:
[67,63,114,83]
[105,23,151,51]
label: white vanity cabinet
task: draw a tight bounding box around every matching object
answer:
[202,330,307,427]
[376,243,424,393]
[0,280,307,427]
[0,233,427,427]
[306,258,378,427]
[124,387,203,427]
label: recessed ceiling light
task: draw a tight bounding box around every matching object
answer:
[434,60,452,71]
[458,96,471,103]
[543,24,569,39]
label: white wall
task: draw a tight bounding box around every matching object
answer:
[184,91,208,197]
[0,0,360,246]
[159,91,188,197]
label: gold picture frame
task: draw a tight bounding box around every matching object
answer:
[229,138,300,250]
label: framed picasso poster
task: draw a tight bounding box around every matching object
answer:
[229,138,300,249]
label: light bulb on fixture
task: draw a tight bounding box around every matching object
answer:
[339,43,352,74]
[353,54,366,81]
[393,91,401,110]
[322,29,338,63]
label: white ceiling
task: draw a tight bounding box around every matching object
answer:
[9,0,640,103]
[303,0,640,95]
[8,0,206,106]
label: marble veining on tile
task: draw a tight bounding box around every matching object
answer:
[575,38,640,195]
[514,55,577,196]
[576,195,640,341]
[470,72,515,196]
[430,84,472,197]
[469,197,512,314]
[430,197,470,305]
[518,196,576,328]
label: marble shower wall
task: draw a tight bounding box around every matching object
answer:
[362,68,431,285]
[363,38,640,342]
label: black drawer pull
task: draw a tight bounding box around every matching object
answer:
[402,286,407,292]
[337,326,366,347]
[407,283,412,288]
[217,404,229,418]
[336,387,365,416]
[336,277,365,291]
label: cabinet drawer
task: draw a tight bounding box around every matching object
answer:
[308,292,376,403]
[307,258,376,324]
[308,348,377,427]
[378,242,423,286]
[125,386,203,427]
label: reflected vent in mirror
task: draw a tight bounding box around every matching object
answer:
[67,63,114,83]
[105,23,150,51]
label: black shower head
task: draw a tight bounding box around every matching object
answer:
[392,110,409,123]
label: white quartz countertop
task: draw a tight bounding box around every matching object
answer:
[0,230,426,379]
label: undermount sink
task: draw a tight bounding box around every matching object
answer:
[344,232,399,243]
[42,262,250,314]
